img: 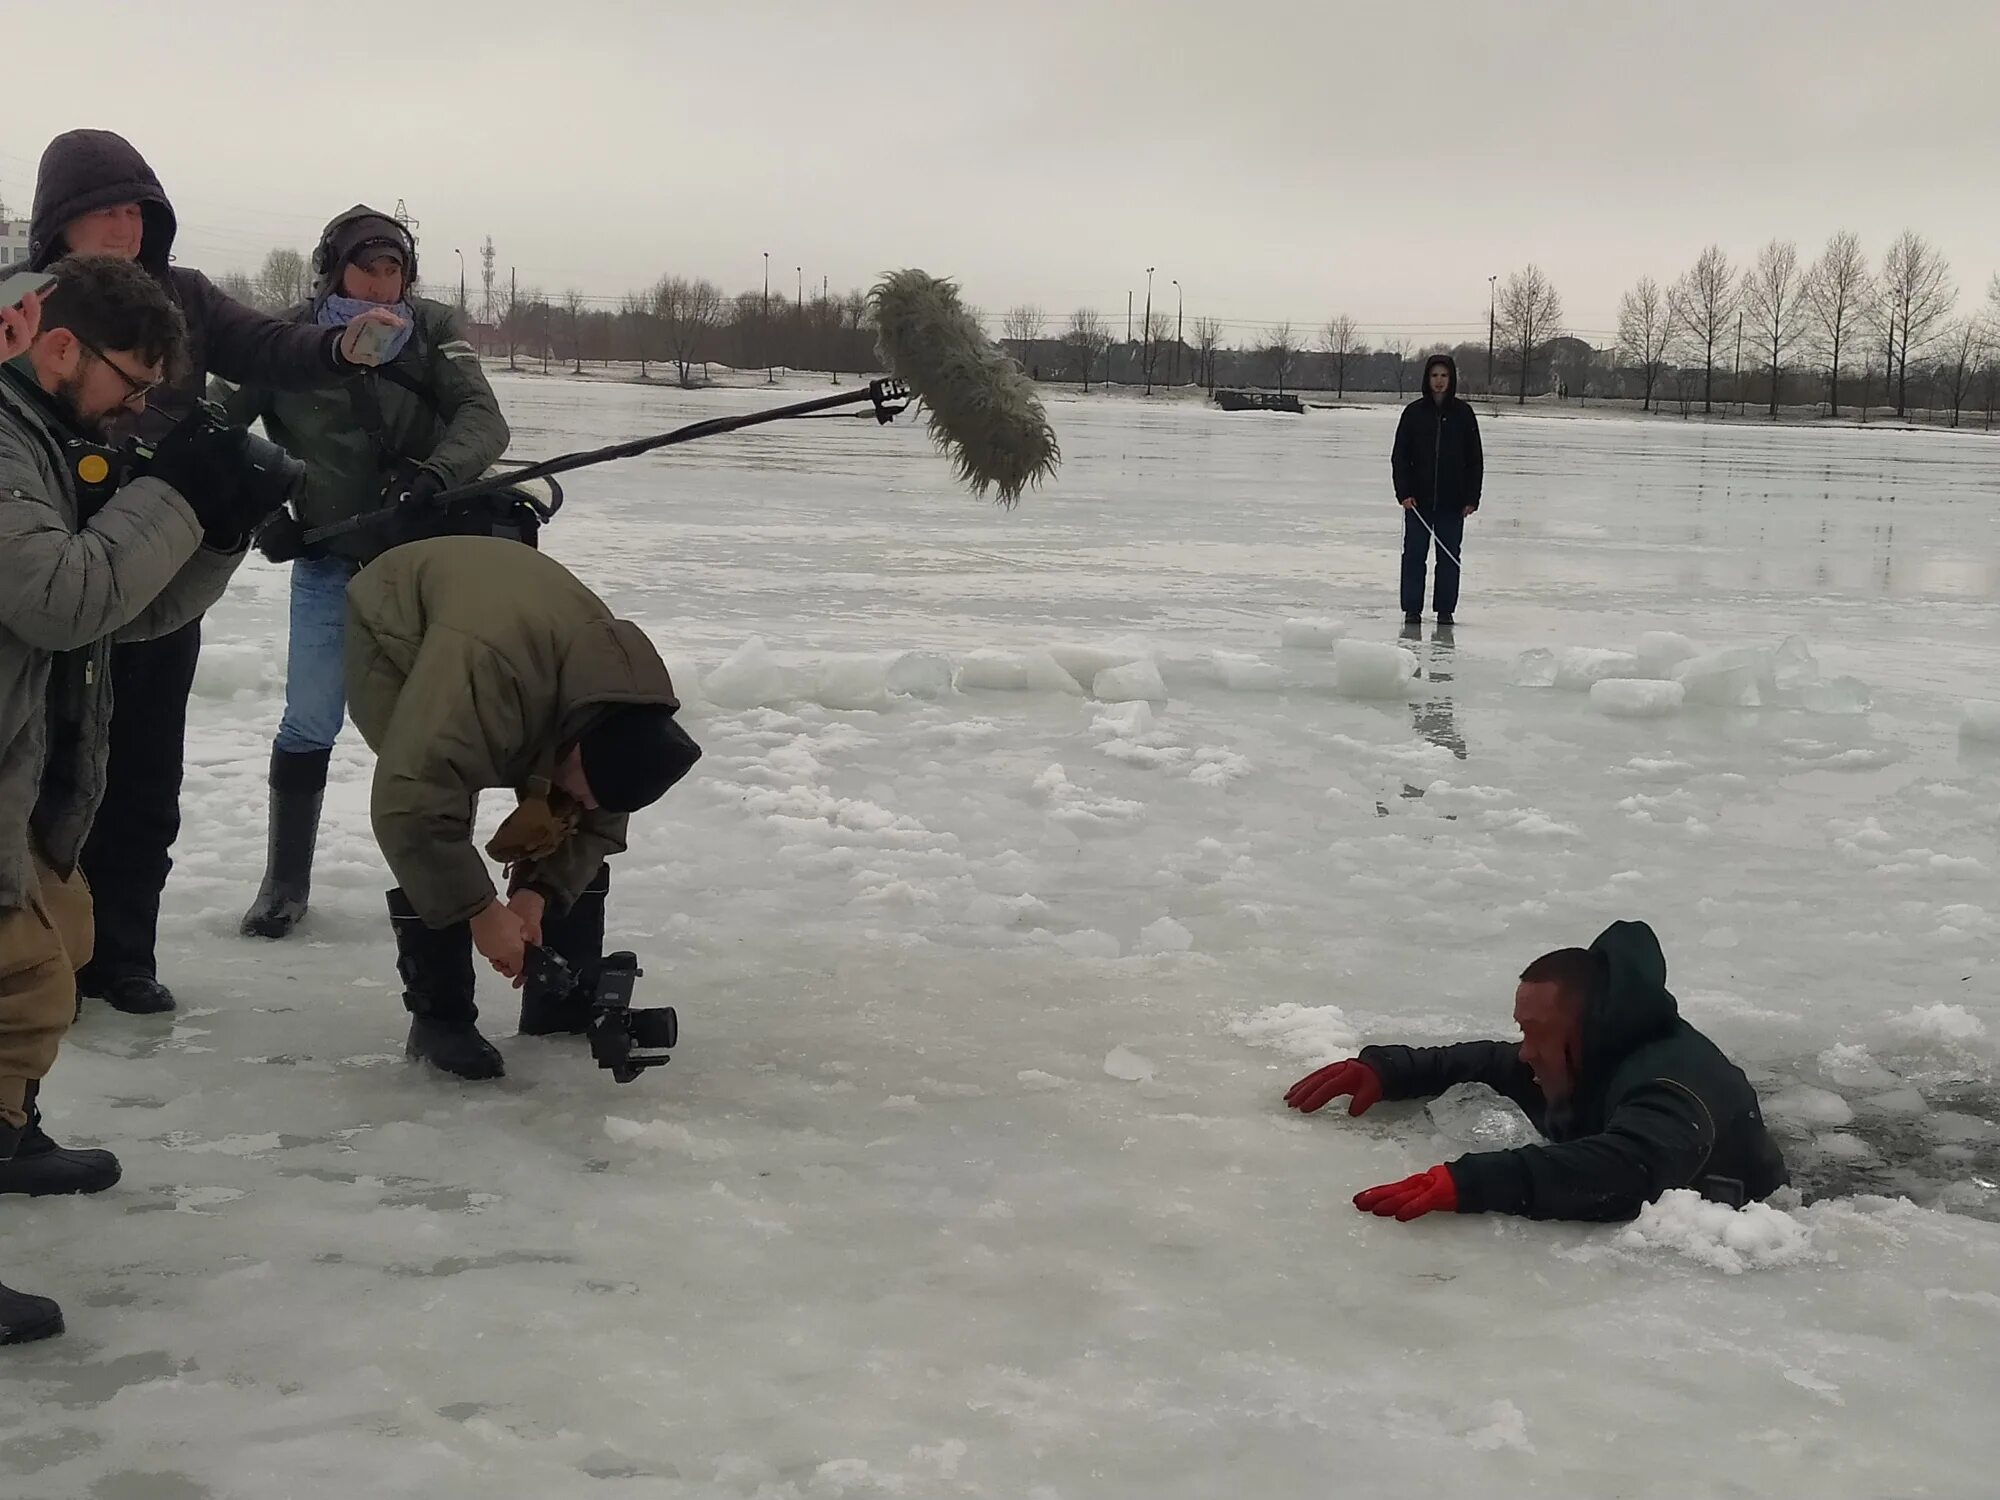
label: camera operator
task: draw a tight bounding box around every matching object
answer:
[0,256,292,1345]
[344,537,700,1081]
[217,205,512,947]
[26,130,403,1017]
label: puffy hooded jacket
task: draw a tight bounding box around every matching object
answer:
[1390,354,1483,513]
[28,129,347,440]
[1359,920,1789,1221]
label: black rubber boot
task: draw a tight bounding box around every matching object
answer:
[241,748,330,939]
[0,1281,63,1345]
[519,866,609,1037]
[387,889,504,1080]
[0,1106,121,1197]
[79,974,175,1015]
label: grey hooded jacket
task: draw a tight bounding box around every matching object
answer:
[0,368,245,909]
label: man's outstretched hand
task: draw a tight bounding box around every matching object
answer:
[1354,1165,1459,1221]
[1285,1058,1384,1116]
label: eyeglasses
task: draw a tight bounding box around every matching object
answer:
[73,334,164,410]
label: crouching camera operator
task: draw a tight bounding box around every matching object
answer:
[344,536,699,1082]
[0,256,301,1345]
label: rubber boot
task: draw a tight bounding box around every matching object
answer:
[0,1094,121,1196]
[387,889,505,1080]
[240,748,330,939]
[519,865,609,1037]
[0,1281,62,1345]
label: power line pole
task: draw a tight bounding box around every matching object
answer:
[507,266,518,372]
[763,251,772,384]
[1142,267,1156,396]
[1487,275,1497,399]
[1172,279,1183,386]
[1733,312,1744,417]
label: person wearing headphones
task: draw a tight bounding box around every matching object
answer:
[212,205,512,951]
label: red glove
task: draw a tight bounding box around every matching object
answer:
[1284,1059,1384,1116]
[1354,1165,1459,1221]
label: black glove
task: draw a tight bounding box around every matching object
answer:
[380,466,447,548]
[146,417,251,546]
[254,509,308,564]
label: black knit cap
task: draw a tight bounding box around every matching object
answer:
[577,705,702,813]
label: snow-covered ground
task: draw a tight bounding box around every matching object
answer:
[7,380,1997,1498]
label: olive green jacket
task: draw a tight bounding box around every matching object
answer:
[343,537,680,927]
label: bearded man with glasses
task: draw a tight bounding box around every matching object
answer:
[0,255,292,1344]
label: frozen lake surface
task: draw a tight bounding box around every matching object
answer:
[6,377,1997,1497]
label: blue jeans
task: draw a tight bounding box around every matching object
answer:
[1400,506,1466,618]
[274,556,358,754]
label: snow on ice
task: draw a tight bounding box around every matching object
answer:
[7,379,1997,1499]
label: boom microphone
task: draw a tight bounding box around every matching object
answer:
[870,269,1060,507]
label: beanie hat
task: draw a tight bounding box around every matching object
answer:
[577,705,702,813]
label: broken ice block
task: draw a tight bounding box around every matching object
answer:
[1590,679,1686,718]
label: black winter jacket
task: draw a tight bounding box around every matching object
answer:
[1390,354,1483,513]
[1359,921,1789,1221]
[28,129,347,441]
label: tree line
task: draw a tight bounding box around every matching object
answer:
[219,227,2000,425]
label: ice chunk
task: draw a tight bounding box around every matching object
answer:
[1810,1132,1878,1163]
[1634,631,1699,678]
[1960,700,2000,744]
[1280,616,1347,650]
[1590,679,1685,718]
[1092,700,1156,737]
[1553,647,1641,690]
[1612,1189,1816,1274]
[1770,635,1820,694]
[1800,676,1870,715]
[1103,1045,1156,1081]
[1766,1085,1855,1128]
[1861,1088,1928,1117]
[702,637,792,709]
[1511,648,1558,687]
[885,650,954,699]
[1047,641,1144,693]
[1137,917,1193,954]
[1227,1003,1360,1063]
[1674,647,1766,707]
[957,649,1084,695]
[1094,658,1169,704]
[1208,651,1284,691]
[1815,1044,1898,1092]
[814,656,892,711]
[1891,1003,1986,1044]
[1426,1083,1541,1151]
[1333,640,1417,698]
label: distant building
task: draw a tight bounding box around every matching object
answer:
[1,218,31,269]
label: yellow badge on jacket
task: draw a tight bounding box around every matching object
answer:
[485,776,580,867]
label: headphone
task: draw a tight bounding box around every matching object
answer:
[311,214,418,285]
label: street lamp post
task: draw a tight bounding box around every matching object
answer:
[1486,274,1497,399]
[763,251,773,383]
[454,248,466,317]
[1172,279,1182,386]
[1142,267,1155,396]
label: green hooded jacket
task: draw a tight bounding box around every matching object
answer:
[215,289,508,566]
[343,537,681,928]
[1360,920,1790,1221]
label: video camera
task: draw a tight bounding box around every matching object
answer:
[68,398,306,519]
[520,946,677,1084]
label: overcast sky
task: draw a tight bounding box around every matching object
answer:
[6,0,1996,344]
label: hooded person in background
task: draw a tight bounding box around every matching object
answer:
[26,129,403,1017]
[1390,353,1482,628]
[1284,921,1789,1223]
[215,205,512,946]
[343,537,701,1081]
[0,256,288,1343]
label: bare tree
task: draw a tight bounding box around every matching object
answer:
[1265,321,1299,395]
[1877,230,1955,417]
[563,289,587,374]
[1001,304,1045,364]
[1498,265,1563,404]
[214,270,259,309]
[1616,276,1672,413]
[1739,240,1807,419]
[1192,317,1223,391]
[619,291,655,379]
[1667,245,1737,414]
[1319,315,1362,398]
[254,247,309,312]
[1382,337,1412,399]
[479,236,497,325]
[1141,311,1173,392]
[1062,309,1110,392]
[654,276,725,387]
[1935,318,1983,427]
[1802,231,1869,418]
